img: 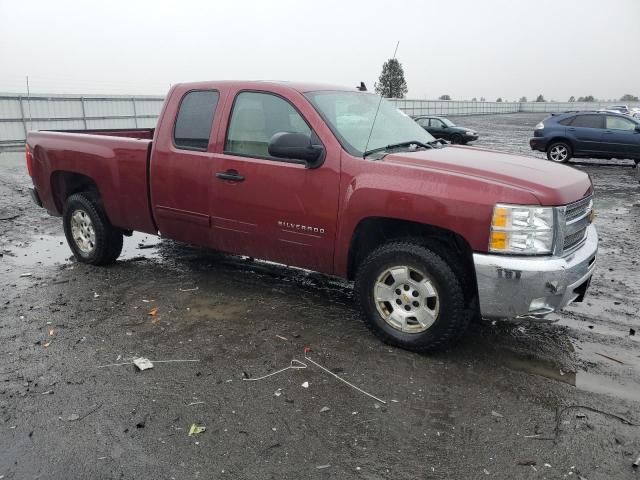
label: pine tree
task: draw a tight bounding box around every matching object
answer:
[374,59,408,98]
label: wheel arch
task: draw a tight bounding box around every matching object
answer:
[346,217,478,307]
[50,171,101,215]
[546,136,574,152]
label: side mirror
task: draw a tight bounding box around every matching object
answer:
[635,124,640,133]
[441,124,448,128]
[268,132,324,168]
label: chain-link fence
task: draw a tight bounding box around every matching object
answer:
[0,94,164,149]
[1,93,639,150]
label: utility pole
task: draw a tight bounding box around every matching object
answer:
[25,75,32,132]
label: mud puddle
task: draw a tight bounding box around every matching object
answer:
[490,325,640,403]
[2,231,161,270]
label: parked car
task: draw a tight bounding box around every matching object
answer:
[413,116,478,144]
[26,80,597,352]
[631,107,640,120]
[606,105,631,115]
[530,111,640,163]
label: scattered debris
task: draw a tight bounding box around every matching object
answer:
[133,358,154,371]
[42,341,51,348]
[179,286,199,292]
[275,335,288,341]
[188,424,206,436]
[544,463,552,468]
[93,292,100,298]
[491,410,503,418]
[320,406,330,413]
[65,404,103,422]
[633,453,640,468]
[483,468,490,474]
[576,413,587,419]
[554,406,640,444]
[518,459,536,466]
[137,243,159,249]
[242,359,307,381]
[301,381,309,388]
[97,358,199,368]
[147,307,159,317]
[186,401,205,407]
[630,328,636,336]
[19,272,33,277]
[594,352,624,365]
[304,351,387,404]
[316,465,331,470]
[274,389,282,397]
[0,214,20,221]
[41,390,54,395]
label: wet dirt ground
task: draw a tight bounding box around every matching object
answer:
[1,113,638,479]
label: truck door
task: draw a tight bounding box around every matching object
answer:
[208,90,340,274]
[150,90,221,247]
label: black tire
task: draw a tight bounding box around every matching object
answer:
[546,141,572,163]
[63,192,123,265]
[354,241,469,353]
[450,134,463,145]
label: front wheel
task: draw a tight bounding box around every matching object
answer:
[546,142,572,162]
[63,193,123,265]
[355,241,469,353]
[450,134,463,144]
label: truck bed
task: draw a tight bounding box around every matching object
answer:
[46,128,155,140]
[27,129,157,235]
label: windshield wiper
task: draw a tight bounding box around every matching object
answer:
[363,141,432,158]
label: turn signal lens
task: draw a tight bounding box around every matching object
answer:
[492,207,509,228]
[489,231,507,251]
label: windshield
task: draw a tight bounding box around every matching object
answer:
[305,91,435,157]
[441,118,456,127]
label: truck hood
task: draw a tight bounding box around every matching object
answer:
[383,145,592,205]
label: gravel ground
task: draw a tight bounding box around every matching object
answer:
[0,113,639,479]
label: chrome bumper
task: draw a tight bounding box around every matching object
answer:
[473,224,598,320]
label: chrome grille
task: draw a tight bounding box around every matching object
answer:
[566,195,592,223]
[563,195,593,252]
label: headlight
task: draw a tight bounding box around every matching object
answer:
[534,122,545,130]
[466,131,476,136]
[489,204,555,254]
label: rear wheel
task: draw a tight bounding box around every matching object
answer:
[355,241,469,353]
[63,193,123,265]
[546,142,572,162]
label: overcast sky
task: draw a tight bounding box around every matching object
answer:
[1,0,639,100]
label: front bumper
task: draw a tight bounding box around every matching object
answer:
[529,137,546,152]
[473,224,597,320]
[463,134,479,143]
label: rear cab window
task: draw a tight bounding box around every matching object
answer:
[224,91,311,159]
[558,116,574,125]
[173,90,220,151]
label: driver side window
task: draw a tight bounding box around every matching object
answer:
[606,116,635,131]
[430,119,443,128]
[225,92,311,158]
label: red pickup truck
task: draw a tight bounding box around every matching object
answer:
[26,80,598,352]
